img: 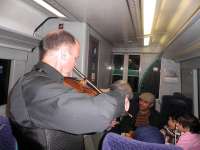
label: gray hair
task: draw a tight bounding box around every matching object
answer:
[40,30,76,59]
[110,80,133,99]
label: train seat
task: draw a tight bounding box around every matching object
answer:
[102,132,183,150]
[0,116,17,150]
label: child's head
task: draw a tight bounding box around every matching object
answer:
[176,113,200,133]
[167,113,181,129]
[168,116,177,129]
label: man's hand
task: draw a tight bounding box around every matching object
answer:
[110,119,119,127]
[107,119,119,131]
[100,88,110,93]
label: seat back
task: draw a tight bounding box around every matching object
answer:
[0,116,16,150]
[160,95,193,124]
[102,132,183,150]
[134,126,165,144]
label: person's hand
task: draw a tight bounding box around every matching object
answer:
[100,88,110,93]
[110,119,119,127]
[121,130,135,139]
[107,119,119,131]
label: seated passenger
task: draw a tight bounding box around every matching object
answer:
[160,113,181,144]
[134,92,162,129]
[176,113,200,150]
[113,92,163,139]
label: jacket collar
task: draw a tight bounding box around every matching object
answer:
[34,62,64,83]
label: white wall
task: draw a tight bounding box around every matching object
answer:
[0,28,39,116]
[181,57,200,107]
[87,27,113,88]
[0,46,38,116]
[0,0,49,37]
[181,58,200,94]
[0,46,26,92]
[159,58,181,100]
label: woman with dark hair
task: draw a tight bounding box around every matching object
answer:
[176,113,200,150]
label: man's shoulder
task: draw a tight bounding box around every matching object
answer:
[22,70,66,93]
[23,70,53,84]
[20,70,71,100]
[24,70,48,79]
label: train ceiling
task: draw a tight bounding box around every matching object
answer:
[0,0,200,60]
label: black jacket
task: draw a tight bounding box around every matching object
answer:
[8,62,125,150]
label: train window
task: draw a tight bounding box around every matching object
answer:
[0,59,11,105]
[128,55,140,92]
[112,54,140,92]
[112,55,124,82]
[128,55,140,70]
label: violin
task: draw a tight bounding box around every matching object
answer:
[64,67,102,96]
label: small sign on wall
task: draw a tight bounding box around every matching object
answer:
[58,23,64,29]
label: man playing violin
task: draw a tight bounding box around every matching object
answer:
[7,30,133,150]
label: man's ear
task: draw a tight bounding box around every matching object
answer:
[125,96,130,112]
[59,49,68,60]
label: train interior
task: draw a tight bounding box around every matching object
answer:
[0,0,200,149]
